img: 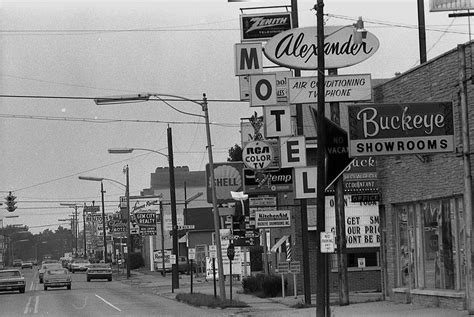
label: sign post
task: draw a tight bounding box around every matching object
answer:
[189,248,195,294]
[227,243,235,302]
[210,245,217,298]
[277,262,289,298]
[289,261,301,298]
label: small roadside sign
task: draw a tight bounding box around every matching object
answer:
[289,261,300,274]
[321,232,335,253]
[188,248,196,260]
[277,262,289,273]
[358,257,366,268]
[170,254,176,264]
[209,245,217,259]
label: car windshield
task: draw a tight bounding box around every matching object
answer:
[46,269,67,275]
[0,271,21,278]
[89,264,110,269]
[42,264,62,270]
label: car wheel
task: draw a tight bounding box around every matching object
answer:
[67,285,71,290]
[39,279,43,284]
[44,286,47,291]
[87,277,90,282]
[108,277,112,282]
[19,288,25,294]
[72,270,75,273]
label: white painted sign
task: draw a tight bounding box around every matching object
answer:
[209,245,217,258]
[188,248,196,260]
[235,43,263,76]
[358,257,366,268]
[279,135,306,168]
[321,232,335,253]
[264,105,292,138]
[288,74,372,104]
[294,167,317,199]
[242,140,274,170]
[170,254,176,264]
[275,71,293,101]
[250,73,277,107]
[264,26,379,69]
[239,75,250,101]
[255,210,291,228]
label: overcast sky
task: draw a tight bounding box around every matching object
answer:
[0,0,471,233]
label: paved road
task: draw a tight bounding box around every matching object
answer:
[0,267,226,317]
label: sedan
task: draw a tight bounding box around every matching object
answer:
[70,259,90,273]
[0,269,25,293]
[21,261,33,269]
[86,263,112,282]
[39,263,63,283]
[43,268,71,291]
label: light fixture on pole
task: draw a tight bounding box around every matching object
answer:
[95,92,227,299]
[78,175,129,276]
[78,177,109,263]
[108,145,176,281]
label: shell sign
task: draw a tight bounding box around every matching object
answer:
[206,162,243,203]
[263,26,379,70]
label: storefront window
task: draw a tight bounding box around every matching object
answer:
[397,206,412,287]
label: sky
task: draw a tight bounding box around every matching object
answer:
[0,0,472,233]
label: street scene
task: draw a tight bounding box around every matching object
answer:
[2,0,474,316]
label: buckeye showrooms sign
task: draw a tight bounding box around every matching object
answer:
[255,210,291,228]
[263,26,379,69]
[348,102,454,156]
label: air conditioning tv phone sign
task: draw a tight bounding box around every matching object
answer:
[347,102,454,157]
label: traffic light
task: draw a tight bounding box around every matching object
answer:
[5,191,17,212]
[232,215,246,238]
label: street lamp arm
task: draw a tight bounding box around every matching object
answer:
[108,148,168,159]
[151,94,205,119]
[78,176,126,188]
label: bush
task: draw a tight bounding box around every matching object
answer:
[242,273,265,293]
[262,274,286,297]
[176,292,248,309]
[249,246,263,271]
[129,252,144,269]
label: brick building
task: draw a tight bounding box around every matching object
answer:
[370,42,474,309]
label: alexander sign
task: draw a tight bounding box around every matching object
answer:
[348,102,455,156]
[264,26,379,69]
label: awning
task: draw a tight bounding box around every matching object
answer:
[178,235,188,243]
[270,235,289,253]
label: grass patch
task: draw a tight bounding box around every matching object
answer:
[175,292,249,309]
[290,301,316,309]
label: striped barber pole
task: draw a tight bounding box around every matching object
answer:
[285,236,292,261]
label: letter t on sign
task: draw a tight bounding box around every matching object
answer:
[264,105,292,137]
[280,135,306,167]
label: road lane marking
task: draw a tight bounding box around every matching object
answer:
[34,295,39,314]
[24,296,32,314]
[95,294,121,312]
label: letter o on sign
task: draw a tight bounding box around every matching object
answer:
[250,73,277,107]
[243,140,274,170]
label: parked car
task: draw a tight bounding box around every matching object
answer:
[86,263,112,282]
[0,269,25,293]
[70,259,90,273]
[38,263,62,283]
[12,259,22,267]
[28,258,38,266]
[21,261,33,269]
[43,268,71,291]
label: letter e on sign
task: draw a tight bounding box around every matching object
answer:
[250,74,277,107]
[235,43,263,76]
[264,105,292,138]
[294,167,317,199]
[280,136,306,167]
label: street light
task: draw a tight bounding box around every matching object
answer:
[78,172,131,278]
[78,177,108,263]
[95,92,226,299]
[108,146,176,282]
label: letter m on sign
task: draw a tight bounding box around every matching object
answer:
[235,43,263,76]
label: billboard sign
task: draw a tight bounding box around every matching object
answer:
[288,74,372,104]
[240,12,292,42]
[264,26,379,69]
[244,168,293,193]
[348,102,455,157]
[206,162,243,203]
[255,210,291,228]
[430,0,474,11]
[242,140,275,170]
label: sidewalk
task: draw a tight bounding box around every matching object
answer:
[120,268,470,316]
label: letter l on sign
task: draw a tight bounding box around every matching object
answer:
[294,167,317,199]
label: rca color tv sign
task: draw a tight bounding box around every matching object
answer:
[348,102,454,156]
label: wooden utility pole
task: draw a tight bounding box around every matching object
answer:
[329,67,349,306]
[291,0,312,305]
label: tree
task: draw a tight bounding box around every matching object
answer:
[227,144,242,162]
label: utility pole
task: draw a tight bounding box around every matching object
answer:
[329,68,349,305]
[458,44,474,314]
[315,1,329,316]
[100,182,108,262]
[168,126,179,290]
[291,0,311,304]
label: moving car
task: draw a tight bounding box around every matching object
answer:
[43,268,71,291]
[21,261,33,269]
[0,269,25,293]
[38,263,63,283]
[70,259,90,273]
[86,263,112,282]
